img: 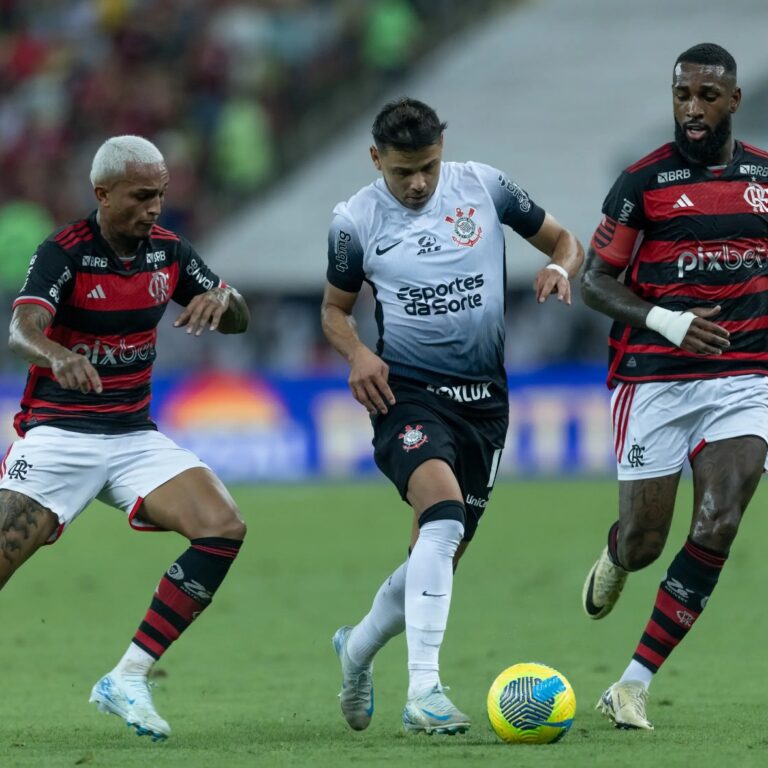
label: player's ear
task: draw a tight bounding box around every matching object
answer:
[730,86,741,113]
[93,184,109,205]
[370,145,382,171]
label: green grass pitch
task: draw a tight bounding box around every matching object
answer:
[2,479,767,767]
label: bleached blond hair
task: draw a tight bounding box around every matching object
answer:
[90,135,165,186]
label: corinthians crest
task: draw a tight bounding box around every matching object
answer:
[398,424,428,452]
[445,207,482,247]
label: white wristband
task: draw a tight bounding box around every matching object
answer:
[545,263,569,280]
[645,305,696,347]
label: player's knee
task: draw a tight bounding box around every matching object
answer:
[218,510,246,541]
[196,501,246,541]
[692,506,742,551]
[618,532,664,571]
[418,499,465,529]
[417,501,465,556]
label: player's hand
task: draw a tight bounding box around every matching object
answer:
[51,350,103,394]
[348,346,396,415]
[533,266,571,305]
[174,286,232,336]
[680,306,730,355]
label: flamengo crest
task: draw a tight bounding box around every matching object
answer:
[744,183,768,214]
[398,424,428,451]
[148,270,170,303]
[445,207,482,247]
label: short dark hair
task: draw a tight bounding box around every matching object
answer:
[675,43,736,78]
[371,98,447,151]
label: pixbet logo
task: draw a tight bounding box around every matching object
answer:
[71,339,156,365]
[677,244,767,278]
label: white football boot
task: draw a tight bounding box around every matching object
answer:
[597,680,653,730]
[402,685,471,735]
[582,546,629,619]
[89,670,170,741]
[332,625,374,730]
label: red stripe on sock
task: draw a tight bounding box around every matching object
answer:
[157,576,204,619]
[644,618,679,647]
[135,630,165,658]
[191,544,239,559]
[684,540,726,568]
[146,608,181,642]
[655,589,700,626]
[635,644,665,670]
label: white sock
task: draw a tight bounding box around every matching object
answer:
[114,642,155,676]
[346,561,407,667]
[405,518,464,698]
[620,659,654,690]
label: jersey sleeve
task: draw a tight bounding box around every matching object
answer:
[472,162,546,238]
[171,237,224,306]
[13,240,75,316]
[326,213,365,292]
[591,171,646,268]
[600,171,646,229]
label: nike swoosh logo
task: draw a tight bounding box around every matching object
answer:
[422,590,447,597]
[375,240,403,255]
[420,708,451,721]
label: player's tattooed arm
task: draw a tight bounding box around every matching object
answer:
[174,285,249,335]
[581,247,730,354]
[215,286,249,334]
[581,246,651,327]
[0,490,57,578]
[9,304,103,393]
[9,303,56,366]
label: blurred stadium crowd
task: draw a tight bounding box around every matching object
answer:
[0,0,607,374]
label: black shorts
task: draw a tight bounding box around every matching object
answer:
[372,379,508,542]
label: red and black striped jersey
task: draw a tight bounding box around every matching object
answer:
[592,140,768,386]
[12,211,224,435]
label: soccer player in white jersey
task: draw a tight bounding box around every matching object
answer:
[321,98,584,734]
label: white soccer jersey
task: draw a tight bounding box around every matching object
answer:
[326,161,545,390]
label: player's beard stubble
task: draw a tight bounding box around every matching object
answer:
[674,114,732,165]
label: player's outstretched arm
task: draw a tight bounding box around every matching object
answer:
[321,282,395,415]
[526,213,584,305]
[9,304,103,393]
[581,247,730,354]
[173,285,249,335]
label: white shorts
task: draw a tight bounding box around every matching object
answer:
[612,375,768,480]
[0,426,208,543]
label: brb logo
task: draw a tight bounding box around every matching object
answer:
[396,274,484,316]
[677,244,767,278]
